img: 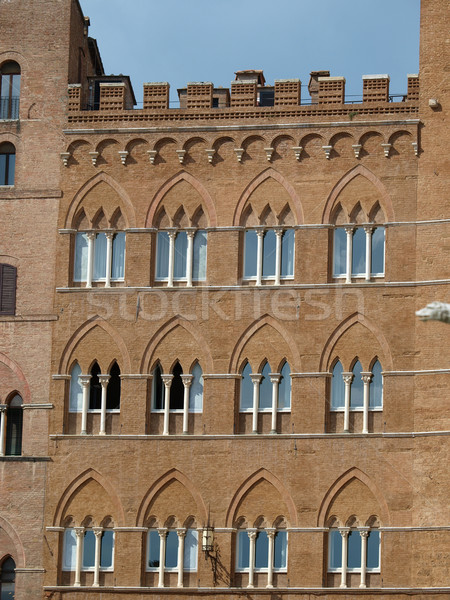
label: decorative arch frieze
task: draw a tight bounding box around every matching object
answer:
[233,168,303,226]
[58,315,132,374]
[52,467,125,527]
[317,467,390,527]
[146,171,217,227]
[64,171,136,228]
[0,352,31,404]
[136,468,208,527]
[319,312,393,372]
[322,164,394,224]
[225,468,298,527]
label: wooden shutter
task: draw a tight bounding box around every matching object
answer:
[0,264,17,314]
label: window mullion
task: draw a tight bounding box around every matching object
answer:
[86,232,95,288]
[339,528,349,588]
[157,528,167,588]
[167,231,176,287]
[364,226,373,281]
[361,372,372,434]
[74,527,84,587]
[0,405,6,455]
[105,232,114,288]
[186,230,195,287]
[359,529,369,588]
[181,375,193,434]
[274,229,283,285]
[250,374,262,434]
[176,529,186,587]
[266,529,276,588]
[345,226,353,284]
[247,529,257,588]
[79,375,92,435]
[342,373,353,433]
[161,374,173,435]
[256,230,264,286]
[98,375,110,435]
[269,373,281,434]
[92,527,103,587]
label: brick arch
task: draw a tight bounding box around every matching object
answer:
[225,468,298,527]
[136,468,208,527]
[0,352,31,404]
[233,168,303,226]
[317,467,390,527]
[58,315,132,374]
[229,314,301,373]
[322,164,394,224]
[0,516,25,568]
[53,468,125,527]
[146,171,217,227]
[64,171,136,228]
[319,312,393,372]
[140,316,213,374]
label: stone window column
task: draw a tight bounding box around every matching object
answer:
[359,528,369,588]
[105,231,114,288]
[79,375,92,435]
[180,375,193,434]
[86,232,95,289]
[161,375,174,435]
[256,230,265,286]
[342,373,353,433]
[266,528,276,588]
[269,374,281,434]
[344,227,354,284]
[364,226,373,281]
[176,528,186,588]
[361,372,373,434]
[74,527,85,587]
[250,374,262,433]
[247,529,257,588]
[0,405,7,456]
[167,231,177,288]
[186,229,195,287]
[98,374,110,435]
[274,228,283,286]
[92,527,103,587]
[157,528,167,587]
[339,527,350,588]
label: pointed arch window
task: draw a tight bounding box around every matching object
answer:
[0,556,16,599]
[244,228,294,284]
[333,226,385,282]
[328,527,380,587]
[1,394,23,456]
[0,143,15,186]
[330,359,383,433]
[236,527,288,587]
[156,229,207,285]
[63,527,115,577]
[74,231,126,286]
[0,61,20,120]
[146,527,198,581]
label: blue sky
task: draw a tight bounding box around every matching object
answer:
[79,0,420,106]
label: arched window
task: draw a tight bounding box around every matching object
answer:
[240,362,253,411]
[0,143,15,186]
[89,362,102,410]
[244,228,295,283]
[0,61,20,120]
[370,360,383,408]
[170,362,184,410]
[156,230,208,285]
[236,527,287,586]
[5,394,23,456]
[0,556,16,599]
[328,526,380,587]
[146,527,198,576]
[69,362,83,412]
[107,362,121,410]
[189,362,203,412]
[333,226,385,281]
[74,231,126,286]
[63,525,115,576]
[259,362,272,410]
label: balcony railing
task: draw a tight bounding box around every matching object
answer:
[0,97,19,120]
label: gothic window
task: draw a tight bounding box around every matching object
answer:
[236,527,287,587]
[240,360,291,432]
[0,143,15,186]
[156,229,207,285]
[63,527,115,574]
[244,228,294,283]
[2,394,23,456]
[333,226,385,280]
[0,61,20,120]
[74,231,125,286]
[330,359,383,433]
[0,264,17,314]
[328,527,380,586]
[146,528,198,573]
[0,556,15,599]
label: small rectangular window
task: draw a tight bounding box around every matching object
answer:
[0,264,17,315]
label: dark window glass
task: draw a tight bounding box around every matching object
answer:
[100,531,114,568]
[5,394,22,456]
[347,530,362,569]
[0,144,15,186]
[254,531,269,569]
[170,362,184,409]
[333,228,347,276]
[274,531,287,569]
[259,362,272,410]
[0,264,17,315]
[152,365,164,409]
[244,231,257,278]
[352,228,366,275]
[148,530,160,568]
[106,362,121,410]
[351,361,364,408]
[371,227,385,275]
[237,531,250,569]
[262,230,276,277]
[0,556,15,600]
[165,530,178,569]
[329,529,342,569]
[89,362,102,410]
[240,362,253,411]
[366,530,380,569]
[82,531,96,568]
[0,61,20,120]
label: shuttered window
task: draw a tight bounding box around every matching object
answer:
[0,264,16,314]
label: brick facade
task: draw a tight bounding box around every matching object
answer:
[0,0,449,598]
